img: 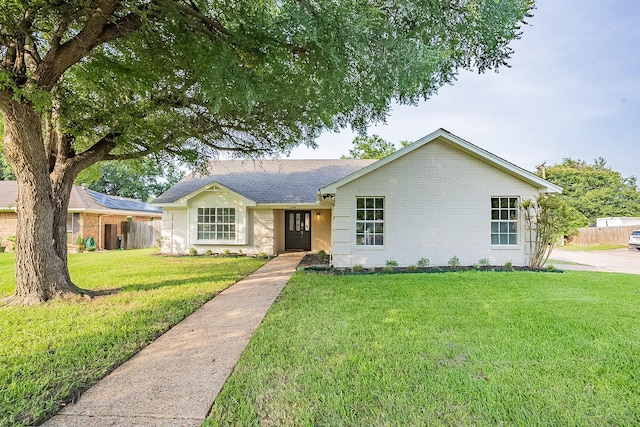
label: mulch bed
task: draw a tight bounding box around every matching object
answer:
[297,254,562,274]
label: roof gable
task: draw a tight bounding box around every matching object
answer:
[320,129,562,194]
[166,181,257,207]
[153,159,376,205]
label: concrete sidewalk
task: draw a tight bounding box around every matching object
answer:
[44,252,306,427]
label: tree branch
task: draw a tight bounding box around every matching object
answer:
[170,0,229,38]
[67,132,120,172]
[34,2,143,90]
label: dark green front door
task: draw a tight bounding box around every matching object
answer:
[285,210,311,251]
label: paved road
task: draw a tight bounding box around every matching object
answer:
[550,247,640,275]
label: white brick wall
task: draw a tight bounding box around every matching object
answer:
[161,209,188,255]
[331,140,540,268]
[162,203,276,256]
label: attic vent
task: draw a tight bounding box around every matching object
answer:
[206,185,221,192]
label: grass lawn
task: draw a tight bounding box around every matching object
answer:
[208,270,640,426]
[0,249,266,426]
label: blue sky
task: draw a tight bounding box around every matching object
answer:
[288,1,640,180]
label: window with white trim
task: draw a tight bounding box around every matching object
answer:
[356,197,384,246]
[491,197,518,245]
[197,208,236,240]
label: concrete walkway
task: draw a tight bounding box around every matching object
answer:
[44,252,306,427]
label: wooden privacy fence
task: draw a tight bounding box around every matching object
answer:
[121,220,161,249]
[569,225,637,246]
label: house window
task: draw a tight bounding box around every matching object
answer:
[491,197,518,245]
[356,197,384,246]
[197,208,236,240]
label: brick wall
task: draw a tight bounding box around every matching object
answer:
[0,212,17,250]
[331,139,540,268]
[82,214,156,249]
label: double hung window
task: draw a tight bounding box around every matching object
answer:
[491,197,518,245]
[197,208,236,240]
[356,197,384,246]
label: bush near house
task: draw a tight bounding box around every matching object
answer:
[0,249,266,426]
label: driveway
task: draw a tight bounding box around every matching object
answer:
[550,247,640,275]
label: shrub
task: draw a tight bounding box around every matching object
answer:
[504,261,513,270]
[223,249,230,255]
[546,264,555,271]
[472,263,480,270]
[189,248,198,256]
[407,265,416,271]
[205,249,213,256]
[417,257,430,268]
[448,256,460,269]
[385,259,398,267]
[478,258,490,266]
[317,250,327,261]
[75,235,84,246]
[155,236,168,250]
[352,264,364,272]
[238,249,243,255]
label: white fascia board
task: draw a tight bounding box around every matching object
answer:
[320,128,562,194]
[253,202,325,210]
[69,208,161,217]
[441,131,563,194]
[152,181,257,208]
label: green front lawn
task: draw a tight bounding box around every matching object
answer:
[0,249,266,426]
[208,270,640,426]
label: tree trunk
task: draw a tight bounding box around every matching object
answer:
[0,99,85,305]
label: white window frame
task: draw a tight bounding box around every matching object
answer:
[491,197,519,246]
[356,197,384,246]
[197,207,236,241]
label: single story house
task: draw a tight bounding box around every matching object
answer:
[153,129,561,267]
[0,182,162,252]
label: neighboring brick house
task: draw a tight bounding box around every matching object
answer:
[153,129,562,267]
[0,182,162,252]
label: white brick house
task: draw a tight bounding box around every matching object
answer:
[153,129,561,267]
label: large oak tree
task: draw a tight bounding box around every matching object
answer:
[0,0,534,304]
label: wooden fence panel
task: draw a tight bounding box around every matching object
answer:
[569,225,638,246]
[121,220,161,249]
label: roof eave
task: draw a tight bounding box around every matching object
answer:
[152,181,257,207]
[69,208,162,216]
[320,128,562,194]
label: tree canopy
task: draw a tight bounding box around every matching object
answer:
[341,135,398,159]
[76,158,184,202]
[0,0,535,304]
[539,158,640,226]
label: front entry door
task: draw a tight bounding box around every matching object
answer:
[285,210,311,251]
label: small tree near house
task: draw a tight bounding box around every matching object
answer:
[520,194,578,269]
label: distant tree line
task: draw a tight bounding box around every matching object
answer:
[538,158,640,227]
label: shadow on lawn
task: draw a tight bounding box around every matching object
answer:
[89,272,244,297]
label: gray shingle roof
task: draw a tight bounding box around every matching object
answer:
[153,159,376,204]
[0,181,161,214]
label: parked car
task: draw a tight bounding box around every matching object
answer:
[630,230,640,250]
